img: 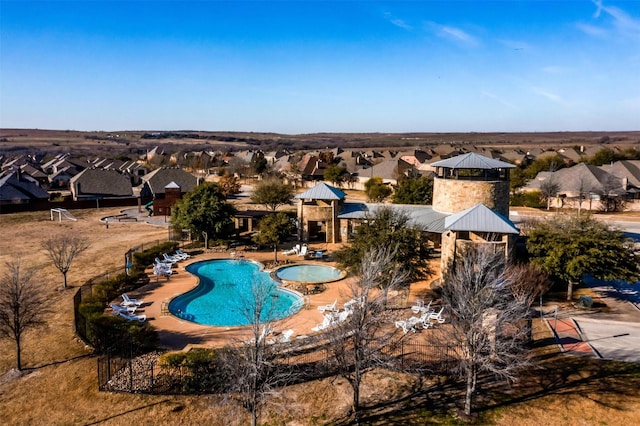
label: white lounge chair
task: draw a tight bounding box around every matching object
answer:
[155,257,172,268]
[121,293,144,307]
[411,299,432,315]
[297,245,308,257]
[162,253,180,264]
[153,264,172,277]
[267,329,295,344]
[311,313,334,332]
[317,299,338,313]
[175,249,191,259]
[118,312,146,322]
[110,303,136,314]
[283,244,300,256]
[343,297,364,312]
[395,319,416,334]
[427,307,446,324]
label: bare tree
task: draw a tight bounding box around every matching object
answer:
[217,277,294,426]
[597,174,626,212]
[42,234,90,289]
[574,175,594,213]
[325,246,408,421]
[440,246,538,418]
[0,260,50,370]
[539,176,559,210]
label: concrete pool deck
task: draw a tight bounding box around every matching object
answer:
[127,243,440,351]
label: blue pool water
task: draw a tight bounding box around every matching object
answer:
[168,259,303,326]
[275,264,342,283]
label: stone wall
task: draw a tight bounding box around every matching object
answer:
[432,178,510,216]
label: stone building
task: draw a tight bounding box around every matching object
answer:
[430,153,519,275]
[292,152,520,280]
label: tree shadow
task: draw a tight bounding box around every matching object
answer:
[26,353,94,371]
[327,353,640,424]
[82,399,172,426]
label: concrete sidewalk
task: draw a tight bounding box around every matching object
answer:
[546,317,595,357]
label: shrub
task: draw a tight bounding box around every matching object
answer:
[159,349,221,392]
[132,241,179,268]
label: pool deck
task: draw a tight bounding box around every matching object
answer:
[127,243,440,351]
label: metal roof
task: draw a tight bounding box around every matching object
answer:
[444,204,519,234]
[295,182,346,200]
[337,203,449,233]
[430,152,515,169]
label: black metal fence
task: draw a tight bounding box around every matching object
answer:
[97,340,458,395]
[73,239,174,344]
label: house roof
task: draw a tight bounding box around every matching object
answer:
[430,152,515,170]
[555,163,621,194]
[0,170,50,202]
[357,158,414,181]
[444,203,519,234]
[296,182,346,200]
[601,160,640,189]
[141,167,197,195]
[70,168,133,197]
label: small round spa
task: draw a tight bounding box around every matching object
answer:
[273,263,346,285]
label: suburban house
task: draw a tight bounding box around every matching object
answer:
[139,167,198,216]
[523,162,626,211]
[69,168,134,201]
[0,169,50,205]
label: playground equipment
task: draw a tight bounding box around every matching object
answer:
[144,201,154,217]
[50,208,77,222]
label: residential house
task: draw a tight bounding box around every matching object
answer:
[0,169,50,205]
[69,168,133,201]
[139,167,198,199]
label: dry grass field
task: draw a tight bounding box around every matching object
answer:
[2,128,639,158]
[0,207,639,425]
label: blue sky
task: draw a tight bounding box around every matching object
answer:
[1,0,639,133]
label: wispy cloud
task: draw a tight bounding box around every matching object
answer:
[585,0,640,38]
[481,91,517,110]
[427,22,479,46]
[576,23,607,37]
[531,86,564,104]
[383,12,412,31]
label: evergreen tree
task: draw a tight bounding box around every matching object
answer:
[171,182,237,241]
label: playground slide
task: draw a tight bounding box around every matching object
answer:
[144,201,153,216]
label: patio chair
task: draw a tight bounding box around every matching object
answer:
[121,293,144,307]
[395,319,416,334]
[283,244,300,256]
[153,264,172,277]
[155,257,173,268]
[343,297,364,312]
[175,249,191,259]
[311,313,334,332]
[118,312,147,322]
[297,244,308,257]
[110,303,136,314]
[317,299,338,313]
[427,307,446,324]
[162,253,180,264]
[411,299,432,315]
[267,329,295,344]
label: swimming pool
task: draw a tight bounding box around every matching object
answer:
[274,263,345,284]
[168,259,303,327]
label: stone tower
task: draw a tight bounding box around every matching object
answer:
[429,153,518,277]
[431,153,514,216]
